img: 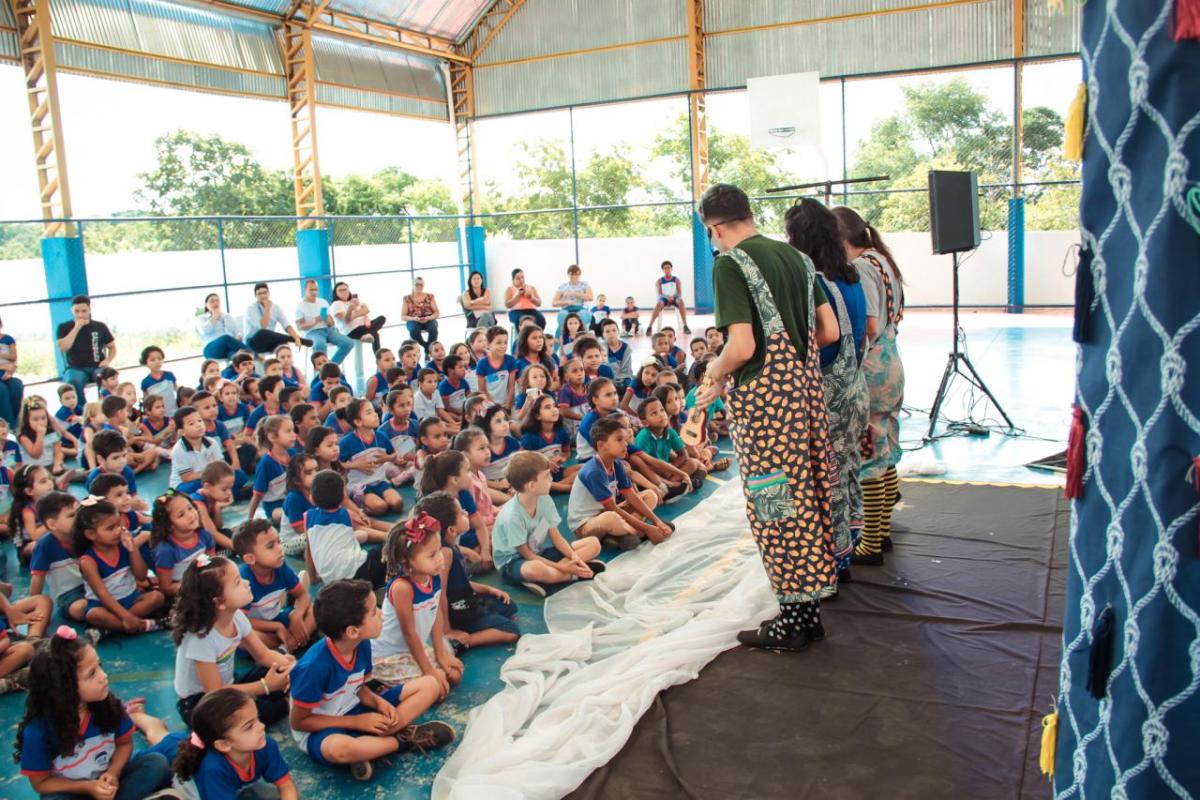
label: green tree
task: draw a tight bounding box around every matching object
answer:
[847,78,1076,231]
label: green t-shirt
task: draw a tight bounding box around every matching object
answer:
[712,234,827,387]
[634,426,685,463]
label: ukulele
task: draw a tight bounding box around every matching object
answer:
[681,376,714,447]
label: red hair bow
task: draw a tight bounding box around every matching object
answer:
[404,512,441,543]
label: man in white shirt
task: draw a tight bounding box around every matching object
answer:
[244,282,311,354]
[295,279,354,365]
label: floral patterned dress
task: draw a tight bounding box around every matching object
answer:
[857,250,905,481]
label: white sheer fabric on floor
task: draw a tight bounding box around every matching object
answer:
[432,478,776,800]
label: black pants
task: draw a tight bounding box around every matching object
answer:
[622,317,640,334]
[353,546,387,589]
[347,316,386,353]
[177,664,289,727]
[247,329,294,354]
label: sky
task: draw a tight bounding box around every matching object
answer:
[0,59,1080,220]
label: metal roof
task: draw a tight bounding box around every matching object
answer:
[209,0,491,40]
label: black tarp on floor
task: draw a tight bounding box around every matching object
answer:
[570,481,1067,800]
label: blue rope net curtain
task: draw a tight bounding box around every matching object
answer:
[1056,1,1200,797]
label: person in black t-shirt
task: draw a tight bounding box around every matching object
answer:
[56,295,116,401]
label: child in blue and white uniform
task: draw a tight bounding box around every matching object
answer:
[139,346,179,416]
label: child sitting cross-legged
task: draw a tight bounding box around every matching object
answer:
[28,492,86,625]
[189,461,236,553]
[169,405,225,495]
[493,451,604,598]
[418,451,493,573]
[415,491,519,653]
[151,491,217,600]
[73,498,166,636]
[635,397,708,489]
[567,415,673,551]
[171,687,297,800]
[0,583,50,693]
[305,469,388,589]
[234,519,316,654]
[288,578,455,782]
[87,429,149,512]
[172,554,295,726]
[16,628,178,798]
[372,513,464,692]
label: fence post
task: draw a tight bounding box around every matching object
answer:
[1007,197,1025,313]
[692,211,714,313]
[458,225,486,293]
[296,227,332,300]
[42,233,88,375]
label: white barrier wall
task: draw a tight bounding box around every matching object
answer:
[484,230,1079,309]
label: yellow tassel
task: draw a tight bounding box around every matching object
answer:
[1064,83,1087,162]
[1040,711,1059,778]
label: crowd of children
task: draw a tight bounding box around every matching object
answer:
[0,310,732,795]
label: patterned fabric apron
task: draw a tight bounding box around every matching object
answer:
[723,247,836,603]
[819,278,870,566]
[859,251,905,481]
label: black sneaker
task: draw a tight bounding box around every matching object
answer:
[663,482,688,504]
[585,560,607,576]
[683,326,692,334]
[881,537,894,552]
[299,337,315,347]
[396,721,456,754]
[736,621,812,652]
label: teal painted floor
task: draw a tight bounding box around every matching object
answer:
[0,310,1073,798]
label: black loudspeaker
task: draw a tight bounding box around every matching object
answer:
[928,170,980,254]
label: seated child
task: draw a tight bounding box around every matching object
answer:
[338,399,404,516]
[100,396,157,474]
[620,296,640,336]
[646,261,691,335]
[169,406,225,493]
[382,388,419,486]
[518,394,580,492]
[0,581,49,692]
[55,384,85,447]
[281,454,318,558]
[288,579,454,780]
[479,405,520,496]
[139,345,179,416]
[190,461,237,552]
[290,402,320,443]
[635,398,707,490]
[0,417,21,470]
[556,357,589,437]
[305,470,387,588]
[322,386,354,435]
[512,363,552,426]
[17,629,176,797]
[9,463,52,563]
[247,415,298,525]
[305,427,390,537]
[139,395,176,460]
[413,368,447,426]
[235,520,315,653]
[73,499,165,635]
[365,348,395,407]
[705,325,725,354]
[418,451,492,573]
[493,452,603,598]
[16,397,69,488]
[435,355,469,430]
[621,360,660,417]
[373,514,464,688]
[29,492,85,624]
[412,417,449,498]
[86,430,148,511]
[452,427,505,522]
[567,416,672,550]
[588,293,612,337]
[89,473,152,564]
[574,336,615,386]
[172,554,294,725]
[416,491,519,651]
[151,492,217,599]
[474,326,517,408]
[172,687,296,799]
[600,319,633,390]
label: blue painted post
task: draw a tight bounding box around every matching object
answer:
[459,225,486,292]
[692,211,714,313]
[42,235,88,375]
[1006,197,1025,313]
[296,227,332,300]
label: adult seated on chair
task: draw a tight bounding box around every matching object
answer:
[296,279,354,365]
[331,280,385,354]
[243,282,311,355]
[196,292,249,361]
[505,269,545,330]
[56,295,116,401]
[403,276,440,356]
[552,264,593,335]
[461,270,497,330]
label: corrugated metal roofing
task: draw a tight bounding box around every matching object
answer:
[0,2,16,61]
[475,0,685,66]
[313,32,445,102]
[1023,0,1082,56]
[475,37,687,116]
[706,0,1012,89]
[206,0,489,40]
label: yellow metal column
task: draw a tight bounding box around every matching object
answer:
[284,2,329,227]
[12,0,74,236]
[686,0,708,200]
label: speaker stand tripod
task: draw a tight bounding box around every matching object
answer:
[925,251,1015,440]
